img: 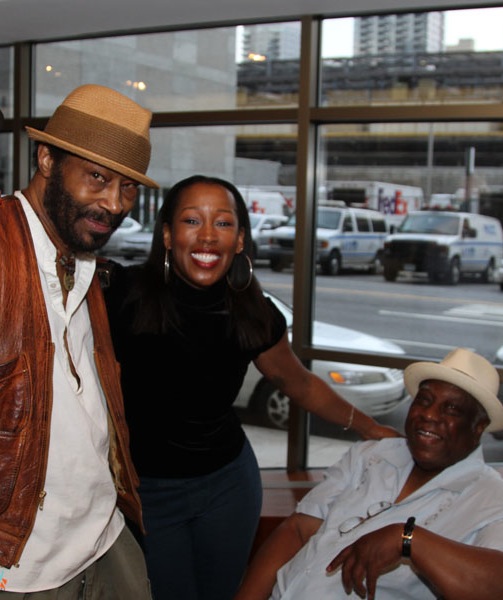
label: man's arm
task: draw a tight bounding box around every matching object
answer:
[327,523,503,600]
[233,512,323,600]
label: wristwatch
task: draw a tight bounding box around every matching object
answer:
[401,517,415,557]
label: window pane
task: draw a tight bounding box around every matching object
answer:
[0,133,13,195]
[305,118,503,466]
[145,123,297,192]
[33,22,300,115]
[321,7,503,106]
[0,46,14,119]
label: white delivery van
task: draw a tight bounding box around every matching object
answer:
[268,206,388,275]
[382,210,503,285]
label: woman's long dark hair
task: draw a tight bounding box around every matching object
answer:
[126,174,275,349]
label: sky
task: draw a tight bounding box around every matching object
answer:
[321,7,503,58]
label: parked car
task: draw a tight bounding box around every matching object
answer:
[235,291,410,430]
[249,213,288,263]
[120,222,155,259]
[99,216,142,255]
[498,257,503,291]
[268,206,388,275]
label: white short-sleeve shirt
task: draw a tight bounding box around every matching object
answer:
[272,438,503,599]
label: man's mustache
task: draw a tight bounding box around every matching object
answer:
[82,210,124,232]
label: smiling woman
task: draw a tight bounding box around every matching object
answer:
[101,173,401,600]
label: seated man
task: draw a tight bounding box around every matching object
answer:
[234,348,503,600]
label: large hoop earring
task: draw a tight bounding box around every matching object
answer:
[164,250,170,284]
[226,252,253,292]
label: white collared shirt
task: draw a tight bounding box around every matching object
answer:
[2,193,124,592]
[272,438,503,599]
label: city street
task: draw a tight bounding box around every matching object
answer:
[254,264,503,362]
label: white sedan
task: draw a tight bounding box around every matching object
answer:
[235,291,410,430]
[498,257,503,291]
[99,216,142,255]
[249,213,289,263]
[119,222,155,259]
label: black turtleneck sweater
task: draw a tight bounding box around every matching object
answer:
[105,263,286,478]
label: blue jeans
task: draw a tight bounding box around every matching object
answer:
[139,437,262,600]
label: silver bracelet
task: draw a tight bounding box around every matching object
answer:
[343,405,355,431]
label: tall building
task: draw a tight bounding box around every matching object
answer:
[446,38,475,52]
[354,12,444,56]
[241,22,300,61]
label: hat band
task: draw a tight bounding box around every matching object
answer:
[45,105,151,175]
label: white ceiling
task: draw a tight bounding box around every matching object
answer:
[0,0,496,46]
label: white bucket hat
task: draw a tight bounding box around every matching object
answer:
[404,348,503,433]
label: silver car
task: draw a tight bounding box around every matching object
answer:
[249,213,289,263]
[119,222,155,259]
[498,257,503,291]
[235,291,410,430]
[99,216,142,256]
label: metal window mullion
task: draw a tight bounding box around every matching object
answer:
[12,42,32,190]
[287,15,321,472]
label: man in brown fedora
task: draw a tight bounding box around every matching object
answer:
[235,347,503,600]
[0,84,158,598]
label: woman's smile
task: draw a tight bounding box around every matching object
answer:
[190,251,221,268]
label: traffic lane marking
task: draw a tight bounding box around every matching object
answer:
[379,309,503,327]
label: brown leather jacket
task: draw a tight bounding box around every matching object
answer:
[0,194,143,568]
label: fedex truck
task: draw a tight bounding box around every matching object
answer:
[325,180,424,228]
[238,186,295,216]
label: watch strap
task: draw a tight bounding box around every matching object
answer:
[401,517,415,557]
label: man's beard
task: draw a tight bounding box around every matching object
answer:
[43,163,124,253]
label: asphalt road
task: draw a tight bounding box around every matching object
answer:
[254,263,503,363]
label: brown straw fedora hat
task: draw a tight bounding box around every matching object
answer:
[404,347,503,433]
[26,84,159,188]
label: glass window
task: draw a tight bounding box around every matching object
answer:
[371,217,387,232]
[342,215,353,232]
[0,46,14,119]
[356,215,370,231]
[301,117,503,466]
[141,123,297,200]
[33,22,300,115]
[321,7,503,107]
[0,133,13,195]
